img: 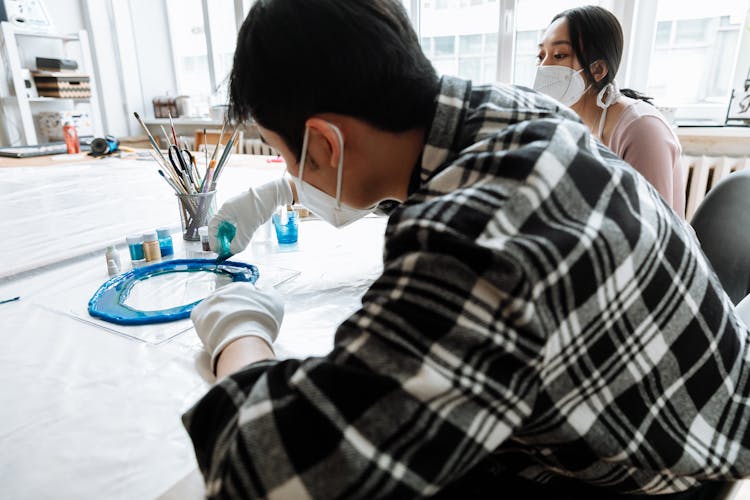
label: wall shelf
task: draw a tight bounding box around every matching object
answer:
[0,22,103,145]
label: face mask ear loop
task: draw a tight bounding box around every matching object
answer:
[596,82,620,139]
[328,124,345,210]
[297,126,310,198]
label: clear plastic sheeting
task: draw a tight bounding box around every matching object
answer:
[0,157,283,279]
[123,269,233,311]
[0,156,387,500]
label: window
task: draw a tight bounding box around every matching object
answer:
[646,0,747,118]
[165,0,750,123]
[435,36,456,56]
[645,0,747,121]
[166,0,244,104]
[407,0,750,121]
[208,0,240,90]
[419,0,501,84]
[165,0,211,97]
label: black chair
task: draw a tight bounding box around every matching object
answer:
[691,169,750,305]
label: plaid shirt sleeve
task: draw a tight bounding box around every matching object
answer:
[183,77,750,498]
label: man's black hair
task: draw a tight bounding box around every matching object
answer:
[230,0,440,159]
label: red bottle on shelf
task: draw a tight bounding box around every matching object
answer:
[62,121,80,154]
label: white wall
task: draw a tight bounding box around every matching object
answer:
[128,0,177,120]
[81,0,178,136]
[44,0,85,32]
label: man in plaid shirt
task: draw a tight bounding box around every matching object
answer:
[183,0,750,498]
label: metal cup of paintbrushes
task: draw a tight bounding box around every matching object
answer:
[176,190,217,240]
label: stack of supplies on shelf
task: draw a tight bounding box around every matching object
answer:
[32,71,91,99]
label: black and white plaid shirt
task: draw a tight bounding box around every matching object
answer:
[183,76,750,498]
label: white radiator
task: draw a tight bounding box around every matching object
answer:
[244,139,278,156]
[683,154,750,220]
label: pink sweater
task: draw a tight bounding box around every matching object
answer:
[606,100,685,217]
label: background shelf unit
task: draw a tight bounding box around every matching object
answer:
[0,21,102,145]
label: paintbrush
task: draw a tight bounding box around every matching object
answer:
[209,120,228,166]
[168,111,178,145]
[209,128,239,190]
[133,111,168,165]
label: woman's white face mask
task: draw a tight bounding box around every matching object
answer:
[532,65,589,107]
[295,123,375,228]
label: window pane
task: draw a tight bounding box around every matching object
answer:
[485,33,497,52]
[514,0,606,87]
[482,55,497,82]
[420,0,500,83]
[459,57,481,81]
[207,0,239,95]
[654,21,671,47]
[242,0,254,16]
[513,30,541,88]
[399,0,413,18]
[646,0,746,107]
[167,0,210,97]
[421,37,432,54]
[674,18,711,44]
[434,36,455,56]
[708,29,739,97]
[460,34,483,54]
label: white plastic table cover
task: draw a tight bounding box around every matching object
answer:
[0,155,387,499]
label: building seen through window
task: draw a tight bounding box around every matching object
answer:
[167,0,750,122]
[420,0,500,83]
[647,1,746,113]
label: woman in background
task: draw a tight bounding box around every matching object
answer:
[534,5,685,217]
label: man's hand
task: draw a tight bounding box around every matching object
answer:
[208,177,293,256]
[191,282,284,373]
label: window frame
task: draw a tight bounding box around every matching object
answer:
[164,0,750,122]
[164,0,245,97]
[406,0,750,121]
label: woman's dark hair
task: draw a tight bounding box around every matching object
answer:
[230,0,440,159]
[553,5,653,104]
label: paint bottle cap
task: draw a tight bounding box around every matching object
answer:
[156,228,171,239]
[143,231,158,242]
[126,234,143,244]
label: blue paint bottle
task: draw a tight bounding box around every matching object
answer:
[156,228,174,257]
[126,234,145,262]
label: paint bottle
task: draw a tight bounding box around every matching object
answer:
[156,228,174,257]
[198,226,211,252]
[126,234,145,262]
[142,231,162,262]
[62,121,80,154]
[105,246,121,276]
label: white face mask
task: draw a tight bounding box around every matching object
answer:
[533,65,590,107]
[296,123,375,228]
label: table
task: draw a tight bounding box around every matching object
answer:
[0,154,386,499]
[3,154,750,500]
